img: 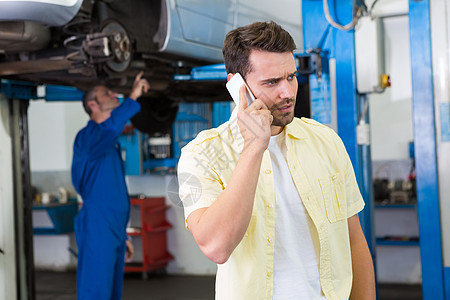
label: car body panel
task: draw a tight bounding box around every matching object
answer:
[0,0,83,27]
[164,0,302,62]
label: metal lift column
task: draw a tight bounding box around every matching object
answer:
[302,0,375,266]
[410,0,448,298]
[0,80,40,300]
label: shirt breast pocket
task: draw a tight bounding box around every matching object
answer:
[319,173,347,223]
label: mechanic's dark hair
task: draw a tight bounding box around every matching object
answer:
[222,21,296,79]
[82,87,98,116]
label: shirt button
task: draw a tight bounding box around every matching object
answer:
[265,169,271,174]
[267,203,273,209]
[267,237,272,244]
[267,271,271,277]
[332,175,337,180]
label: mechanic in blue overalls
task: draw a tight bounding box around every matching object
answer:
[72,72,150,299]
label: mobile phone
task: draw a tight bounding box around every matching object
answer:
[226,73,256,106]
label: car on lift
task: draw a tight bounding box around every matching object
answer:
[0,0,302,132]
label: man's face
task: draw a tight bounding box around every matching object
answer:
[94,86,120,112]
[245,50,298,131]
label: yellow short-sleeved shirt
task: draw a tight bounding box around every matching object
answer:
[177,114,365,300]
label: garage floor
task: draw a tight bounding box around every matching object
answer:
[35,270,422,300]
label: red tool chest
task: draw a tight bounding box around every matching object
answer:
[125,196,173,275]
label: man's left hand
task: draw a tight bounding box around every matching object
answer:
[129,71,150,100]
[125,239,134,261]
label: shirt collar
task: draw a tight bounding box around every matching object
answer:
[285,118,308,140]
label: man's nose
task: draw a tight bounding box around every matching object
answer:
[279,80,296,99]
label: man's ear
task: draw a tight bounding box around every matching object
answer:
[87,100,98,113]
[227,73,235,82]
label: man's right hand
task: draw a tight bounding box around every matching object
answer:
[129,71,150,100]
[237,85,273,154]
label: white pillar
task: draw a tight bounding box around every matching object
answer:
[0,94,17,300]
[430,0,450,268]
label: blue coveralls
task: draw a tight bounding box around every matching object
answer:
[71,98,140,300]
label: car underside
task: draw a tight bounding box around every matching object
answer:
[0,0,229,104]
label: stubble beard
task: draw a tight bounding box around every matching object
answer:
[269,98,296,127]
[100,99,120,112]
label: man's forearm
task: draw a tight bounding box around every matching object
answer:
[348,215,376,299]
[350,240,376,299]
[187,147,265,264]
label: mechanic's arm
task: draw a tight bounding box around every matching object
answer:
[108,70,150,129]
[348,214,376,300]
[186,86,273,264]
[129,71,150,100]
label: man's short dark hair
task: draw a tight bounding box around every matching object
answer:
[82,87,98,116]
[222,21,297,79]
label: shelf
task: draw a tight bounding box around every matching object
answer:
[127,222,172,235]
[33,199,78,235]
[376,237,420,247]
[130,197,165,206]
[126,227,142,235]
[375,204,417,209]
[143,221,173,232]
[142,158,177,174]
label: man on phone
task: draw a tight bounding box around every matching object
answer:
[177,21,375,299]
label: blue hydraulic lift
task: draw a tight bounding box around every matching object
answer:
[0,80,40,100]
[0,80,84,102]
[300,0,448,299]
[409,0,446,298]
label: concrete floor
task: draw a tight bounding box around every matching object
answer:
[35,270,422,300]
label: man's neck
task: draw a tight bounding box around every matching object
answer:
[271,125,284,136]
[91,111,110,124]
